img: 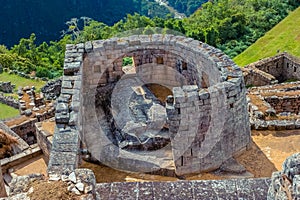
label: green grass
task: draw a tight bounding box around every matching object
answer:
[234,7,300,66]
[0,72,46,92]
[0,103,19,120]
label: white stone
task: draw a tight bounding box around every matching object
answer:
[67,185,74,192]
[27,187,34,194]
[75,182,85,192]
[71,187,81,195]
[49,174,60,181]
[61,175,69,182]
[84,185,93,194]
[68,172,77,183]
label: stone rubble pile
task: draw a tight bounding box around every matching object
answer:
[48,169,96,199]
[3,169,96,200]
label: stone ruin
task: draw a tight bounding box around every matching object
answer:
[48,34,251,176]
[243,53,300,87]
[248,82,300,130]
[243,53,300,130]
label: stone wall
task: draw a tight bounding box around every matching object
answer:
[96,178,271,199]
[0,82,14,93]
[167,80,250,175]
[48,43,83,174]
[9,118,38,145]
[0,93,19,109]
[48,34,251,176]
[265,95,300,114]
[243,67,278,87]
[35,119,54,164]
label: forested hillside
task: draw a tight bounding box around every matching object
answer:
[0,0,207,47]
[0,0,299,80]
[234,6,300,66]
[168,0,208,15]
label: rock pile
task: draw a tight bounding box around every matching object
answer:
[4,169,96,200]
[48,169,96,199]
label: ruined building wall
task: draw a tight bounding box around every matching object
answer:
[283,53,300,81]
[243,53,300,86]
[9,118,38,145]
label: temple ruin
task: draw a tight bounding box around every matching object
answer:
[48,34,251,176]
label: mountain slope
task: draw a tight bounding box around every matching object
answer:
[0,0,207,47]
[234,6,300,66]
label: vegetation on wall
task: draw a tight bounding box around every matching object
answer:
[0,0,298,79]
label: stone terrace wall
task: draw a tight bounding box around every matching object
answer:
[96,178,271,199]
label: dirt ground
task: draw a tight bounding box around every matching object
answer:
[28,180,79,200]
[12,154,47,176]
[10,130,300,183]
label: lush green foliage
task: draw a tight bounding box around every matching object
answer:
[0,34,70,78]
[234,6,300,66]
[0,103,19,120]
[1,0,207,47]
[184,0,300,57]
[0,0,298,79]
[168,0,208,15]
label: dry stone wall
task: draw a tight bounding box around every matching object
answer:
[49,34,251,176]
[0,93,19,109]
[0,82,14,93]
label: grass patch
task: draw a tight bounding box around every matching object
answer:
[0,103,19,120]
[234,7,300,66]
[0,72,45,92]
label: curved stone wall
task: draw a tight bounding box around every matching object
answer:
[48,34,251,175]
